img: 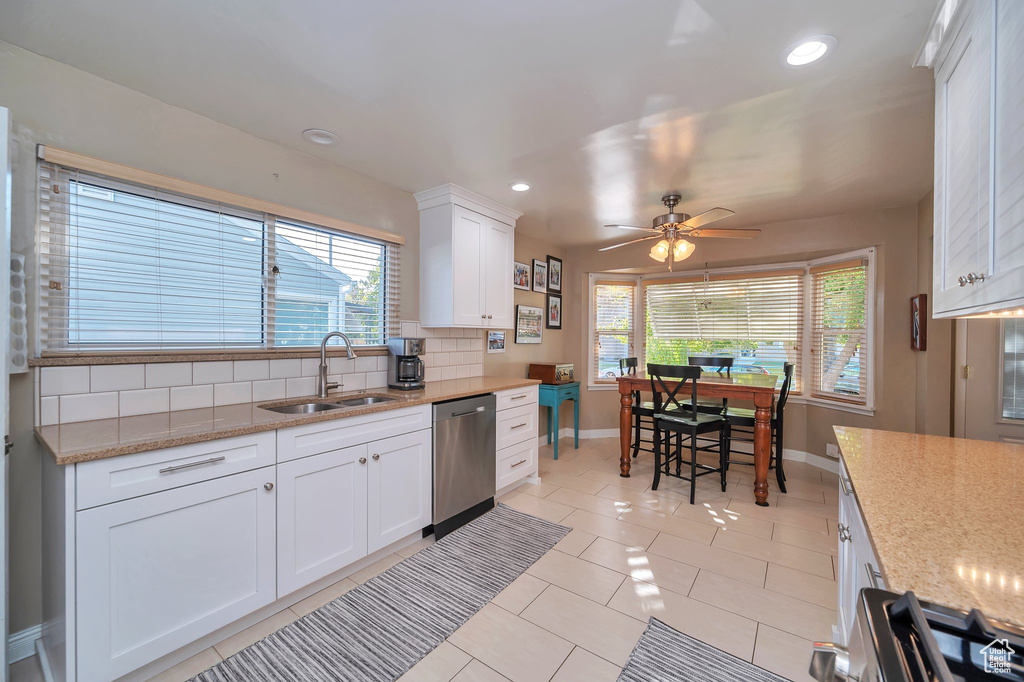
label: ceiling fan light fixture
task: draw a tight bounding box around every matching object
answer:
[649,240,670,262]
[673,239,694,262]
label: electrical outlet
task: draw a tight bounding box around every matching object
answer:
[826,443,840,459]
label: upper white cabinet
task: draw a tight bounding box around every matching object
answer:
[415,184,520,329]
[929,0,1024,317]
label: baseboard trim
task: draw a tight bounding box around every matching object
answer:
[36,636,55,682]
[7,624,42,664]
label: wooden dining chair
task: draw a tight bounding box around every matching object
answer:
[648,363,730,504]
[724,362,794,493]
[619,357,656,459]
[684,355,733,415]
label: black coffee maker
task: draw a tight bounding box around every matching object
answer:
[387,337,425,390]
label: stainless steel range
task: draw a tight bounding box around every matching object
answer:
[811,589,1024,681]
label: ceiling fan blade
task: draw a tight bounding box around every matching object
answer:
[598,235,661,251]
[681,207,735,229]
[689,228,761,239]
[605,224,657,232]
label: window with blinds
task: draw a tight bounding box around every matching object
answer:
[38,163,399,352]
[810,259,869,403]
[644,271,804,390]
[1003,319,1024,420]
[591,280,637,384]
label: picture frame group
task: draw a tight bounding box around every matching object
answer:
[513,255,562,294]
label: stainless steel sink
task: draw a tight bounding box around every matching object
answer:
[262,402,346,414]
[332,396,397,407]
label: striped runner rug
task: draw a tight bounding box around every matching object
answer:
[618,618,790,682]
[191,503,569,682]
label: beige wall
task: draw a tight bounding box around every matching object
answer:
[914,190,953,436]
[0,41,420,632]
[563,203,944,457]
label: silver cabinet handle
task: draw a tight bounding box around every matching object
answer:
[839,475,852,496]
[511,423,528,429]
[159,456,225,474]
[958,275,968,287]
[372,454,380,461]
[966,272,986,285]
[511,459,527,468]
[487,314,493,319]
[359,457,367,464]
[264,482,274,491]
[510,394,528,400]
[481,314,487,318]
[837,522,851,543]
[864,562,883,589]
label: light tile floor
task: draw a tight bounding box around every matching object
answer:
[11,437,838,682]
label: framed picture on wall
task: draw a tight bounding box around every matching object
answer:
[546,294,562,329]
[513,261,531,290]
[515,305,543,344]
[911,293,927,351]
[487,330,506,353]
[547,256,562,293]
[532,259,548,293]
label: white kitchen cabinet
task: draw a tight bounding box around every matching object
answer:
[930,0,1024,317]
[367,429,432,553]
[837,459,884,645]
[277,444,368,596]
[416,184,520,329]
[76,467,277,681]
[494,385,540,492]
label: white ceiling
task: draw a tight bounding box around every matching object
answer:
[0,0,937,246]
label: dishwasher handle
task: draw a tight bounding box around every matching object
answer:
[451,406,485,418]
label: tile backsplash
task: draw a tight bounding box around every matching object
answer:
[37,321,484,425]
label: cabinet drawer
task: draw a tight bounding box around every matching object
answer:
[277,404,431,463]
[76,432,276,510]
[496,403,537,450]
[495,385,538,411]
[496,440,537,490]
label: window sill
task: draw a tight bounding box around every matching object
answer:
[587,383,620,391]
[789,395,875,417]
[30,347,388,367]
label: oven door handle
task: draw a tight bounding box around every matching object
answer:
[808,642,850,682]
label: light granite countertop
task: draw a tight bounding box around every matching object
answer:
[835,426,1024,626]
[36,376,541,465]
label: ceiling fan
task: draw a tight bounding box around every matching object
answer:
[599,194,760,270]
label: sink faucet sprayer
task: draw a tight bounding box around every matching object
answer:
[318,331,358,398]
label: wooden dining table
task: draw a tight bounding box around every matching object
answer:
[617,372,780,506]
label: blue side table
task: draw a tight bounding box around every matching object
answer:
[538,381,580,460]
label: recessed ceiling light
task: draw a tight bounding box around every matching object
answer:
[509,182,530,192]
[302,129,340,145]
[784,35,836,67]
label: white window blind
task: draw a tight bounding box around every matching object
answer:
[38,163,399,352]
[644,270,804,389]
[1003,319,1024,420]
[592,280,636,384]
[810,259,869,403]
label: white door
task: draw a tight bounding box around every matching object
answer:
[483,218,514,329]
[76,467,277,681]
[451,206,486,327]
[932,0,993,315]
[277,444,368,596]
[367,429,432,553]
[0,105,10,681]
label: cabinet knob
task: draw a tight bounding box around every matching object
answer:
[837,522,851,543]
[481,314,487,319]
[264,482,274,491]
[487,314,493,319]
[372,453,380,461]
[958,275,968,287]
[966,271,986,285]
[359,457,367,464]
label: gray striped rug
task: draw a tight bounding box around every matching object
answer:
[618,618,790,682]
[191,503,569,682]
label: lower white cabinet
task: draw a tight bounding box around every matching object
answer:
[367,429,432,553]
[837,459,884,644]
[277,444,369,596]
[76,467,277,681]
[494,385,540,491]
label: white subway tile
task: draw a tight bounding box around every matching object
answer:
[366,371,388,389]
[343,373,366,391]
[40,396,59,426]
[441,366,457,381]
[449,352,463,365]
[441,339,458,353]
[470,364,483,377]
[457,365,473,379]
[471,351,483,364]
[354,356,377,373]
[448,328,464,338]
[90,364,145,392]
[170,385,213,411]
[269,358,301,379]
[471,338,484,352]
[60,392,118,423]
[421,354,433,368]
[252,379,287,402]
[234,360,269,381]
[286,377,316,398]
[434,352,450,366]
[301,358,321,377]
[425,327,449,338]
[214,382,253,406]
[329,357,354,375]
[193,361,232,385]
[425,338,442,354]
[146,362,193,388]
[120,388,170,416]
[41,366,90,396]
[377,356,390,371]
[401,321,418,337]
[457,338,473,351]
[425,367,442,383]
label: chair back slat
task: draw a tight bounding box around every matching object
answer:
[647,363,701,420]
[688,355,733,376]
[777,362,795,411]
[619,357,639,376]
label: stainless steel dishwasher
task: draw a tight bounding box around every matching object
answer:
[432,393,496,539]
